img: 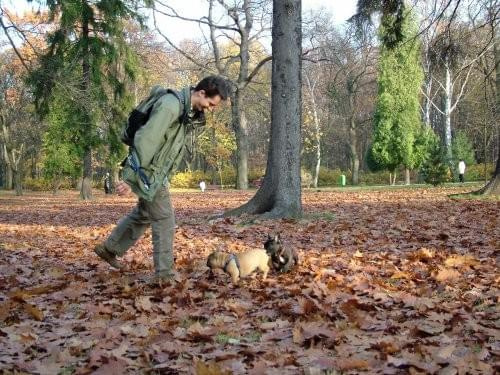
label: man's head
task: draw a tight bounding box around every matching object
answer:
[191,75,231,112]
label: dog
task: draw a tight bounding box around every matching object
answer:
[206,249,270,284]
[264,233,299,273]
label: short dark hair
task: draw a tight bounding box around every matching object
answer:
[194,75,231,100]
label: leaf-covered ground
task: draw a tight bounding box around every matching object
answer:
[0,186,498,374]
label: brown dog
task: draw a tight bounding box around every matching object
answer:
[206,249,270,284]
[264,233,299,273]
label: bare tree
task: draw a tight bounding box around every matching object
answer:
[153,0,272,189]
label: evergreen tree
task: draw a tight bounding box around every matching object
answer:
[27,0,148,199]
[369,8,431,184]
[451,130,476,166]
[421,139,451,186]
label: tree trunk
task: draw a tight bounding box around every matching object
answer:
[233,94,249,189]
[405,168,410,185]
[477,32,500,195]
[304,72,321,188]
[349,117,359,185]
[423,69,432,127]
[390,172,397,185]
[79,15,93,200]
[13,168,22,196]
[4,162,12,190]
[52,175,62,195]
[444,62,453,161]
[225,0,302,218]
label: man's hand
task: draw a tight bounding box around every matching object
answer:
[115,181,132,196]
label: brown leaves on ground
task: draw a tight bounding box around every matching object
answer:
[0,187,498,374]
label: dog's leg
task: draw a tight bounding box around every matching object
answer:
[227,264,240,284]
[260,262,270,280]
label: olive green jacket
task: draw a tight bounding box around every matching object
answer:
[122,86,203,201]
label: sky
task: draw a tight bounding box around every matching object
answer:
[3,0,358,45]
[154,0,357,43]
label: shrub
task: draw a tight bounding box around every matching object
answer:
[317,168,345,186]
[451,131,476,166]
[170,170,210,188]
[301,169,313,188]
[420,144,451,185]
[24,177,74,191]
[464,163,495,182]
[358,170,393,185]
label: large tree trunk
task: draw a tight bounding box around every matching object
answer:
[349,117,359,185]
[80,15,93,200]
[225,0,302,218]
[477,32,500,195]
[405,168,411,185]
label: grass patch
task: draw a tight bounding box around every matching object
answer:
[215,333,241,345]
[448,193,500,201]
[302,211,336,221]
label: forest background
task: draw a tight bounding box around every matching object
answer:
[0,0,498,196]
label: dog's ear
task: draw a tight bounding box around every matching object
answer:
[274,233,281,243]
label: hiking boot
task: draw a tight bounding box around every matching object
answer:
[94,244,124,270]
[135,272,177,288]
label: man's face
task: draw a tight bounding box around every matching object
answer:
[192,90,222,112]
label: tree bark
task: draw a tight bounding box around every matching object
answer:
[349,116,359,185]
[3,154,13,190]
[444,61,453,161]
[225,0,302,218]
[80,12,93,200]
[233,93,249,189]
[405,168,410,185]
[477,31,500,195]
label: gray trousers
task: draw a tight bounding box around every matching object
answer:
[105,187,175,277]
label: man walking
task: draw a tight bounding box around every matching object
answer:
[458,159,466,183]
[94,76,230,284]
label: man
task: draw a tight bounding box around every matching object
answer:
[104,172,112,194]
[458,159,466,183]
[95,75,230,284]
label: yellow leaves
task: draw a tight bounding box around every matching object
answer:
[433,267,461,283]
[23,303,44,321]
[444,254,479,268]
[390,270,412,279]
[408,247,435,261]
[352,250,364,258]
[195,360,231,375]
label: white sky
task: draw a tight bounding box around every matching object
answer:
[155,0,357,43]
[3,0,357,44]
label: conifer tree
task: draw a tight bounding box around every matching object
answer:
[27,0,148,199]
[369,8,432,184]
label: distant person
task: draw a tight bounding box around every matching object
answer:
[458,159,466,183]
[104,172,112,194]
[199,180,206,193]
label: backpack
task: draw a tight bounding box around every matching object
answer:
[121,86,187,146]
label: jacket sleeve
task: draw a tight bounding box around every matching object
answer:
[133,94,181,168]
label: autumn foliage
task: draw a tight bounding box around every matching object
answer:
[0,187,498,374]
